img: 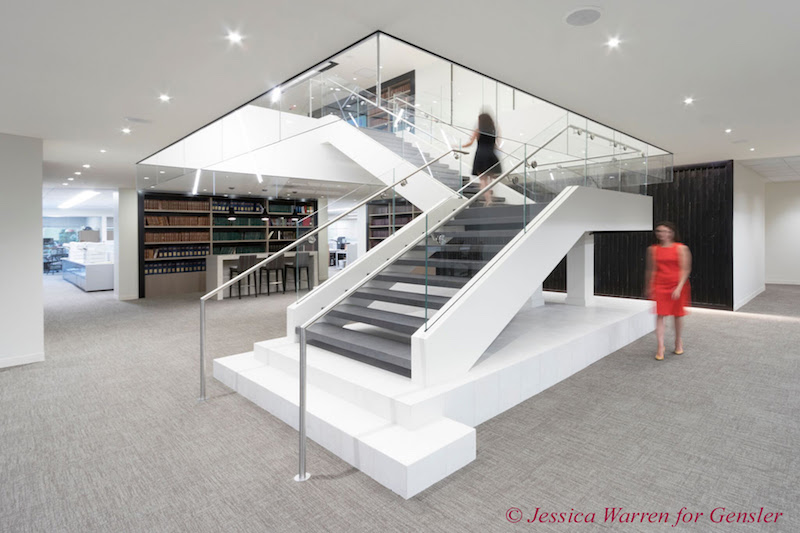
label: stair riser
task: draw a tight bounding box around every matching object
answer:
[375,274,468,289]
[327,311,419,336]
[252,344,402,421]
[306,338,411,377]
[349,293,445,310]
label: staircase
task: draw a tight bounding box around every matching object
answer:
[359,128,463,190]
[304,203,544,376]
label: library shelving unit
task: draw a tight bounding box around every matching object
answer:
[366,199,421,250]
[139,193,317,297]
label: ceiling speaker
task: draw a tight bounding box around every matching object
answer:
[565,7,603,27]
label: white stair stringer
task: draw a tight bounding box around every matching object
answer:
[286,195,466,337]
[325,122,458,211]
[213,347,475,499]
[411,186,653,386]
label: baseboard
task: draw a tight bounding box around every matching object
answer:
[0,352,45,369]
[733,286,766,310]
[765,279,800,286]
[116,293,139,301]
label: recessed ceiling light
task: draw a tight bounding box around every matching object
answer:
[226,31,243,44]
[67,177,74,181]
[159,94,171,102]
[353,77,357,81]
[74,171,81,175]
[750,147,755,151]
[725,128,732,134]
[606,37,621,49]
[203,189,208,192]
[683,97,694,105]
[143,176,150,180]
[150,185,155,189]
[122,127,131,134]
[82,164,90,168]
[159,170,165,174]
[62,182,68,186]
[100,149,107,153]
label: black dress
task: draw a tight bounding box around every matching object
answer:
[471,131,501,176]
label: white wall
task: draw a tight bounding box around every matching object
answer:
[765,181,800,285]
[733,162,766,309]
[0,133,44,368]
[327,214,359,248]
[114,188,139,300]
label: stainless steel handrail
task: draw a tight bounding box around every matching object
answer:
[321,78,449,156]
[293,125,570,482]
[198,148,466,398]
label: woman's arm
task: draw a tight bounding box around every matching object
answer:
[644,246,654,298]
[672,245,692,300]
[462,129,479,148]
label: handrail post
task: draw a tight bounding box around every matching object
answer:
[294,327,310,482]
[199,299,206,402]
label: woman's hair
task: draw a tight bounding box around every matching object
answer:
[654,221,680,243]
[478,113,496,135]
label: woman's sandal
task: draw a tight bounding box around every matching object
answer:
[673,349,684,355]
[655,350,665,361]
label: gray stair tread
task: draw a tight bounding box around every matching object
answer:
[351,287,450,308]
[413,244,506,253]
[329,304,424,331]
[376,272,469,288]
[456,205,528,218]
[448,215,528,226]
[438,229,520,238]
[307,323,411,369]
[395,258,488,268]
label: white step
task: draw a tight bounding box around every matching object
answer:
[214,353,475,499]
[252,337,442,428]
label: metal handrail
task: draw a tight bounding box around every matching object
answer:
[321,78,450,157]
[198,147,467,401]
[292,125,570,482]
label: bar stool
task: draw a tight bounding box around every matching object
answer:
[260,256,285,295]
[283,252,312,291]
[229,255,259,299]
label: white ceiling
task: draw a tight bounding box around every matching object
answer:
[42,187,117,210]
[739,157,800,182]
[3,1,799,192]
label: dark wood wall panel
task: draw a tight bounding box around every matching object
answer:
[543,161,734,309]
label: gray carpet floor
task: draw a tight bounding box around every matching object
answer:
[1,276,797,532]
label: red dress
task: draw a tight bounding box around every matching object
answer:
[650,243,690,316]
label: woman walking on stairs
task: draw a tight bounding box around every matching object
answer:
[463,111,502,206]
[645,221,692,361]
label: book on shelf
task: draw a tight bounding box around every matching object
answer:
[144,259,206,275]
[145,215,209,226]
[144,231,210,243]
[144,198,210,211]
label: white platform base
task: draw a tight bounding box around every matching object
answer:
[214,293,653,498]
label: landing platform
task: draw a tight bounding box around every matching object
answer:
[214,294,653,498]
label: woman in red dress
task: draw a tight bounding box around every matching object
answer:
[645,221,692,361]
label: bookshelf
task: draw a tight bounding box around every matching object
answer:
[366,199,421,250]
[140,193,317,297]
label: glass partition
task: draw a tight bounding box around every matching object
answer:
[139,30,672,306]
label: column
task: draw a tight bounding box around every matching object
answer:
[529,283,544,308]
[565,232,594,306]
[316,197,329,282]
[0,133,44,368]
[115,188,139,300]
